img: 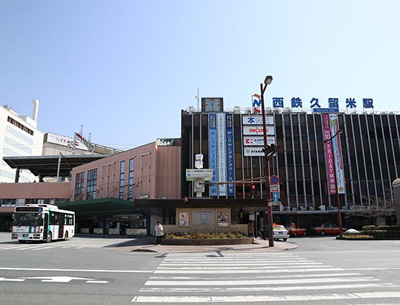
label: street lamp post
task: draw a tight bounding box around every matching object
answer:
[260,75,275,247]
[323,129,343,237]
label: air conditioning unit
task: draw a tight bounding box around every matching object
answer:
[319,205,326,211]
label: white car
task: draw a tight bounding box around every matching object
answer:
[273,225,290,241]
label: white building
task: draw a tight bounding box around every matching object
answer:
[0,100,44,182]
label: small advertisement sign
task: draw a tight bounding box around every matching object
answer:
[178,211,190,227]
[244,147,265,157]
[217,210,229,227]
[242,115,274,125]
[243,136,275,146]
[192,210,216,226]
[243,126,275,136]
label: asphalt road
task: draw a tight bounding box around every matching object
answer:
[1,233,400,304]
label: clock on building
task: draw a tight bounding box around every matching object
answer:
[202,98,224,112]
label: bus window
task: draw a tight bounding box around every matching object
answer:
[13,213,43,226]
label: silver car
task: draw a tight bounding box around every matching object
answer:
[273,224,290,241]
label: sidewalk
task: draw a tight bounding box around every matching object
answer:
[114,237,298,253]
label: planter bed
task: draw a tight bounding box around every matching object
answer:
[161,237,254,246]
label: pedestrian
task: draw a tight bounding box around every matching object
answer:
[154,221,164,245]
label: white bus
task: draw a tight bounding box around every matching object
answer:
[11,204,75,243]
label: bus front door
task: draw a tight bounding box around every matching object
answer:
[43,213,49,240]
[59,214,65,239]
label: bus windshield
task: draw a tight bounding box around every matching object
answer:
[13,213,43,226]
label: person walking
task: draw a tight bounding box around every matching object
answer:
[154,221,164,245]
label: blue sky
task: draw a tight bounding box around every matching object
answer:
[1,1,399,150]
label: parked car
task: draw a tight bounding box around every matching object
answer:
[313,223,344,235]
[258,224,290,241]
[273,224,290,241]
[286,223,307,237]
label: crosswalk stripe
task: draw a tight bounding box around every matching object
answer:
[160,261,323,267]
[132,252,399,303]
[145,276,378,286]
[140,283,389,292]
[154,267,344,274]
[132,292,400,303]
[149,272,362,280]
[158,264,331,270]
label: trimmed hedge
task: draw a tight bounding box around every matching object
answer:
[362,225,400,231]
[361,225,400,239]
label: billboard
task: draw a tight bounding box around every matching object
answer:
[330,114,345,194]
[322,114,337,194]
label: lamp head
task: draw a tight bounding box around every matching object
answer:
[264,75,273,85]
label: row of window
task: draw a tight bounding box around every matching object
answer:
[4,136,32,154]
[6,125,34,145]
[75,158,135,200]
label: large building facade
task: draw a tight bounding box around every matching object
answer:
[181,106,400,229]
[0,101,44,183]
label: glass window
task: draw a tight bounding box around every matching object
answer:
[74,172,85,200]
[128,158,134,199]
[119,161,125,199]
[86,169,97,200]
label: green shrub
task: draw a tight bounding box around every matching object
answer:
[361,229,400,239]
[362,225,400,231]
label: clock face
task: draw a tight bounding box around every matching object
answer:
[202,98,223,112]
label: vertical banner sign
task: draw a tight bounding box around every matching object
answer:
[330,114,346,194]
[226,113,235,196]
[322,113,337,194]
[217,113,227,196]
[208,114,218,196]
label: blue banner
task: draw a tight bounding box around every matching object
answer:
[209,114,218,196]
[226,113,235,196]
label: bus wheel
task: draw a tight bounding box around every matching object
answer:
[46,232,52,243]
[64,231,69,241]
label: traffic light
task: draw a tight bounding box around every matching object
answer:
[263,144,277,155]
[251,184,256,196]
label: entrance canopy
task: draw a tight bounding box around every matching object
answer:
[4,154,108,178]
[57,198,135,214]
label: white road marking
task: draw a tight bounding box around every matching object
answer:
[149,272,362,280]
[140,283,388,292]
[160,261,323,267]
[133,252,400,303]
[157,264,333,270]
[86,280,108,284]
[0,277,24,282]
[0,267,152,273]
[132,292,400,303]
[23,276,95,283]
[145,276,378,286]
[154,267,344,274]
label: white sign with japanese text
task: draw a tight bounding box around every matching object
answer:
[243,136,275,146]
[243,126,275,136]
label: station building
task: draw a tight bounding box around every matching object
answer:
[0,139,181,234]
[181,99,400,231]
[1,97,399,235]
